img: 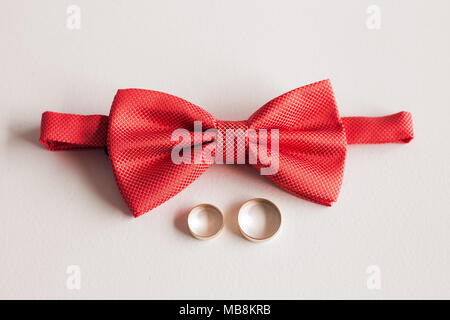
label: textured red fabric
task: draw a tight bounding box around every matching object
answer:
[40,79,414,217]
[40,112,109,150]
[342,112,414,144]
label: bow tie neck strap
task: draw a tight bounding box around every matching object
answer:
[342,111,414,145]
[40,111,109,150]
[39,110,414,152]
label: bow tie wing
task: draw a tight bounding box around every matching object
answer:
[247,79,347,206]
[107,89,216,217]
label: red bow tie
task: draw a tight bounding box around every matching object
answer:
[40,80,413,217]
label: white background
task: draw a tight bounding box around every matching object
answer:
[1,0,449,299]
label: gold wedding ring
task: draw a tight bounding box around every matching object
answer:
[187,204,224,240]
[237,198,282,242]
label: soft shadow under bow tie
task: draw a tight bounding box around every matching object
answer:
[40,79,414,217]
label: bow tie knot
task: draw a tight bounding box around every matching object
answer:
[215,120,249,164]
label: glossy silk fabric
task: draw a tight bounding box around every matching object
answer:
[40,80,414,217]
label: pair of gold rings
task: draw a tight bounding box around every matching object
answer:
[187,198,281,242]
